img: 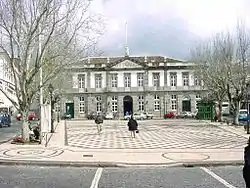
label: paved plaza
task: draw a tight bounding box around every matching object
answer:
[67,119,248,149]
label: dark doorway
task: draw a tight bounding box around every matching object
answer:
[182,100,191,112]
[65,102,74,118]
[123,95,133,115]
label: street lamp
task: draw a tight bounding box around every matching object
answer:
[48,84,54,133]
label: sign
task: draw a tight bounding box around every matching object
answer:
[113,60,142,69]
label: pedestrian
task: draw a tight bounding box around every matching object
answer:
[243,137,250,188]
[95,113,103,134]
[127,116,138,138]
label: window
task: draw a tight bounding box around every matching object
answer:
[138,95,144,111]
[55,104,60,112]
[78,74,85,88]
[111,74,118,88]
[111,96,118,112]
[95,74,102,88]
[194,75,201,86]
[124,73,131,87]
[154,95,160,111]
[137,73,144,87]
[153,73,160,87]
[96,96,102,112]
[79,96,85,113]
[182,73,189,86]
[171,95,177,110]
[196,94,201,99]
[170,73,177,86]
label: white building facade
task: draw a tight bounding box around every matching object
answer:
[0,52,17,111]
[61,55,207,119]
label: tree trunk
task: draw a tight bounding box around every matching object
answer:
[22,112,30,142]
[233,101,240,125]
[218,101,222,122]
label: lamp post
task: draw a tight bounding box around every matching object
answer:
[48,84,54,133]
[247,83,250,134]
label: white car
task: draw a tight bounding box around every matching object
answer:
[133,112,147,120]
[143,112,154,119]
[105,112,114,120]
[124,114,132,120]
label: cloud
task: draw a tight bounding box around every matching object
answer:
[93,0,250,59]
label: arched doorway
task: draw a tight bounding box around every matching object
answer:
[123,95,133,115]
[182,95,191,112]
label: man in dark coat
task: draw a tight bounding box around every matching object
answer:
[127,116,138,138]
[244,137,250,188]
[95,113,103,134]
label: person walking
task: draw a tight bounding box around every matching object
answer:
[127,116,138,138]
[95,113,103,134]
[243,137,250,188]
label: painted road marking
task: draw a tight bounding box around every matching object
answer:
[201,167,237,188]
[90,168,103,188]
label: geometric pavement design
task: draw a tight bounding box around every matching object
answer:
[67,120,248,149]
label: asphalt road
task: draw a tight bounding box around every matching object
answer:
[0,118,22,143]
[0,165,245,188]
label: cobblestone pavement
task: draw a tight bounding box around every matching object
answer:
[67,119,248,149]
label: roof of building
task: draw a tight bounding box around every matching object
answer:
[78,55,185,66]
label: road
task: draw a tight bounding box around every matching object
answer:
[0,165,245,188]
[0,118,22,143]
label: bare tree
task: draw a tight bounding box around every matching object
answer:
[191,23,250,124]
[191,36,228,121]
[0,0,104,141]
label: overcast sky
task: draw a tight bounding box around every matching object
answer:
[91,0,250,59]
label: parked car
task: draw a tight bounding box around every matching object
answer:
[239,109,248,121]
[124,114,131,120]
[105,112,114,120]
[0,113,11,128]
[61,113,71,120]
[16,111,37,121]
[164,112,176,119]
[133,112,147,120]
[87,112,97,120]
[143,112,154,119]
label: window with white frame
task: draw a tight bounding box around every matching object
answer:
[95,74,102,88]
[79,96,85,113]
[153,73,160,87]
[170,73,177,86]
[182,73,189,86]
[194,75,201,86]
[138,95,144,111]
[171,94,177,110]
[124,73,131,87]
[195,95,201,109]
[154,95,160,111]
[96,96,102,112]
[111,96,118,112]
[55,103,60,112]
[137,73,144,87]
[111,74,118,88]
[78,74,85,88]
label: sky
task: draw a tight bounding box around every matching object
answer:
[91,0,250,59]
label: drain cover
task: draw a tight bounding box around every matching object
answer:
[82,154,94,157]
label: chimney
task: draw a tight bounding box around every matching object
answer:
[164,56,167,62]
[88,58,90,64]
[107,57,110,64]
[144,56,147,62]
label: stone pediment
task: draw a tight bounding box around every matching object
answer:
[112,60,143,69]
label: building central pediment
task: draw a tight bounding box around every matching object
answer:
[112,60,143,69]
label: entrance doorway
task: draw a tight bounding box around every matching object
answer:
[182,100,191,112]
[65,102,74,118]
[123,95,133,115]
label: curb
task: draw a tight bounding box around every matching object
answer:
[0,159,244,168]
[0,137,12,144]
